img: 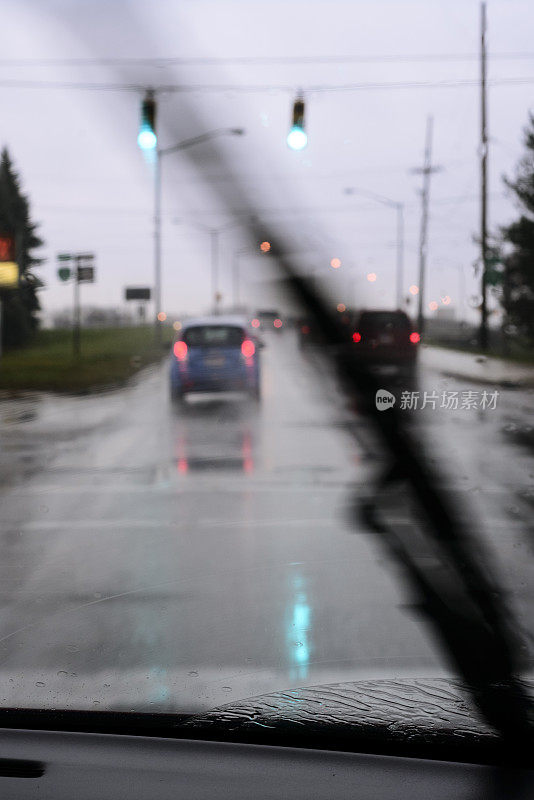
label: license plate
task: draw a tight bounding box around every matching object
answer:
[379,335,394,344]
[204,357,225,367]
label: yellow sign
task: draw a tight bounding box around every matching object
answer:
[0,262,19,288]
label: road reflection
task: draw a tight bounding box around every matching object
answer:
[172,394,259,475]
[286,572,312,681]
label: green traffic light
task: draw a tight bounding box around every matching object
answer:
[138,91,157,151]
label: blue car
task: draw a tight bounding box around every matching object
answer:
[170,316,262,402]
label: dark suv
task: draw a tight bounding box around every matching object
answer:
[351,309,419,375]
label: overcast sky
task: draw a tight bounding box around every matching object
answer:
[3,0,534,323]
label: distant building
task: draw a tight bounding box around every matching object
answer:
[436,306,456,320]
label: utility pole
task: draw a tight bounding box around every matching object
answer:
[479,1,489,350]
[395,204,404,309]
[233,247,253,309]
[413,116,440,335]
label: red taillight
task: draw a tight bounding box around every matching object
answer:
[173,340,188,361]
[241,339,255,358]
[352,332,362,343]
[251,318,260,328]
[273,318,282,328]
[301,325,310,335]
[409,331,420,344]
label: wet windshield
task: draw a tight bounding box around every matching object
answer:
[1,0,534,731]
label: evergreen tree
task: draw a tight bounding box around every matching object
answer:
[500,113,534,340]
[0,148,44,348]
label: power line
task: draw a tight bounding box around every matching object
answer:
[0,52,533,67]
[0,76,533,93]
[37,193,506,217]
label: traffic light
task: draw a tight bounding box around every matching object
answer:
[0,234,18,289]
[138,90,157,150]
[287,95,307,151]
[0,235,15,262]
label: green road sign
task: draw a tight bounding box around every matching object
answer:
[57,253,72,262]
[58,267,71,281]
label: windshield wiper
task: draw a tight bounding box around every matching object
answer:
[260,255,533,761]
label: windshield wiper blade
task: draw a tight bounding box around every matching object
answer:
[260,255,533,758]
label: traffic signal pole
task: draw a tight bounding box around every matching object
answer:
[154,149,162,343]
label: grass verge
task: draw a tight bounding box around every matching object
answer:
[424,338,534,366]
[0,326,172,394]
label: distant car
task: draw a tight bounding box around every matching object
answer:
[170,316,262,402]
[351,309,419,375]
[257,310,284,331]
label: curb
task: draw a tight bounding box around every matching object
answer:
[439,370,534,390]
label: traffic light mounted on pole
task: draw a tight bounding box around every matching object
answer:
[138,90,157,151]
[0,233,19,362]
[287,94,307,151]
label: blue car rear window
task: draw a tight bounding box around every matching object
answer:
[184,326,245,347]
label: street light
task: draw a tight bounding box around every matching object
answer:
[181,218,246,314]
[232,247,252,309]
[344,187,405,308]
[233,245,267,309]
[148,126,245,341]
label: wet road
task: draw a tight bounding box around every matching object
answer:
[1,331,533,712]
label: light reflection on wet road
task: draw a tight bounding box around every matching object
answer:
[0,331,533,712]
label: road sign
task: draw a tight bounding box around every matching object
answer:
[0,262,19,288]
[58,267,71,282]
[77,266,95,283]
[125,287,151,301]
[57,253,72,262]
